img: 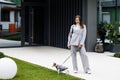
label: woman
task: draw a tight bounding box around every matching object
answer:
[67,15,91,74]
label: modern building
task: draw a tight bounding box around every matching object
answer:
[0,0,21,32]
[21,0,97,52]
[101,0,120,23]
[97,0,119,34]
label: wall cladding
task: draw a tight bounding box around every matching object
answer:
[50,0,82,48]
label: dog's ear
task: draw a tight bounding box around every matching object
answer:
[53,62,56,66]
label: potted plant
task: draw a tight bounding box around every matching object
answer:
[104,22,120,52]
[97,23,107,52]
[114,52,120,58]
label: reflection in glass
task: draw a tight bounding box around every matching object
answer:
[0,0,21,47]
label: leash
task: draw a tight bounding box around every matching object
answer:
[61,26,74,65]
[61,52,74,65]
[61,25,74,65]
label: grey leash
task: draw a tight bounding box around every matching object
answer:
[61,26,74,65]
[61,52,74,65]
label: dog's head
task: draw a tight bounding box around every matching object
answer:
[52,62,57,67]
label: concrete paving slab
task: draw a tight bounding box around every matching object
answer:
[0,39,21,47]
[0,46,120,80]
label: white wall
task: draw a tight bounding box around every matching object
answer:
[1,11,21,30]
[10,11,15,23]
[0,3,16,30]
[1,11,15,30]
[18,12,21,27]
[0,22,10,29]
[15,12,21,28]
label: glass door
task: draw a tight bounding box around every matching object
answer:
[23,6,45,46]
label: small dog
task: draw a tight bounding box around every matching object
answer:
[52,63,69,74]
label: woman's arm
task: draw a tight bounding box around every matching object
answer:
[79,25,87,46]
[67,25,74,47]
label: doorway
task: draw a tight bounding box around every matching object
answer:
[24,6,45,46]
[32,6,45,45]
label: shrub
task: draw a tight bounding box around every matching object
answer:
[0,52,5,59]
[104,22,120,44]
[3,34,21,41]
[114,52,120,58]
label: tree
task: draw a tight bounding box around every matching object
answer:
[11,0,21,6]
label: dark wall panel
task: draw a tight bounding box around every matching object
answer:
[22,1,49,46]
[22,0,84,48]
[24,6,29,42]
[50,0,82,48]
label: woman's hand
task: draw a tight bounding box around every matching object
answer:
[78,45,82,49]
[67,45,71,49]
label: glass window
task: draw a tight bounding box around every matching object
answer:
[1,10,10,21]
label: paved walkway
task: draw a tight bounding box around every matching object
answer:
[0,46,120,80]
[0,39,21,47]
[0,39,28,47]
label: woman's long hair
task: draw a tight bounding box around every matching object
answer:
[75,15,84,28]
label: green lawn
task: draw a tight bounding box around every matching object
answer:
[8,58,84,80]
[3,34,21,41]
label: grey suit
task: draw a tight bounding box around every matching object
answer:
[68,24,90,72]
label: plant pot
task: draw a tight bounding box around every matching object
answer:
[0,58,17,79]
[105,43,120,52]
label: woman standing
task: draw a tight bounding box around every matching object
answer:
[67,15,91,74]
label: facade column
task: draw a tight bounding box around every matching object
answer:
[98,0,102,24]
[21,4,25,46]
[115,0,118,21]
[0,5,1,22]
[86,0,97,52]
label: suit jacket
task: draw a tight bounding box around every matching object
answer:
[67,24,86,46]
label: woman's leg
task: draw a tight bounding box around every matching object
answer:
[79,46,90,73]
[71,46,78,71]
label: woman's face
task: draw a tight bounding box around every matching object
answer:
[75,17,80,24]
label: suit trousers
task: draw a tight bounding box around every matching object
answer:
[71,45,90,72]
